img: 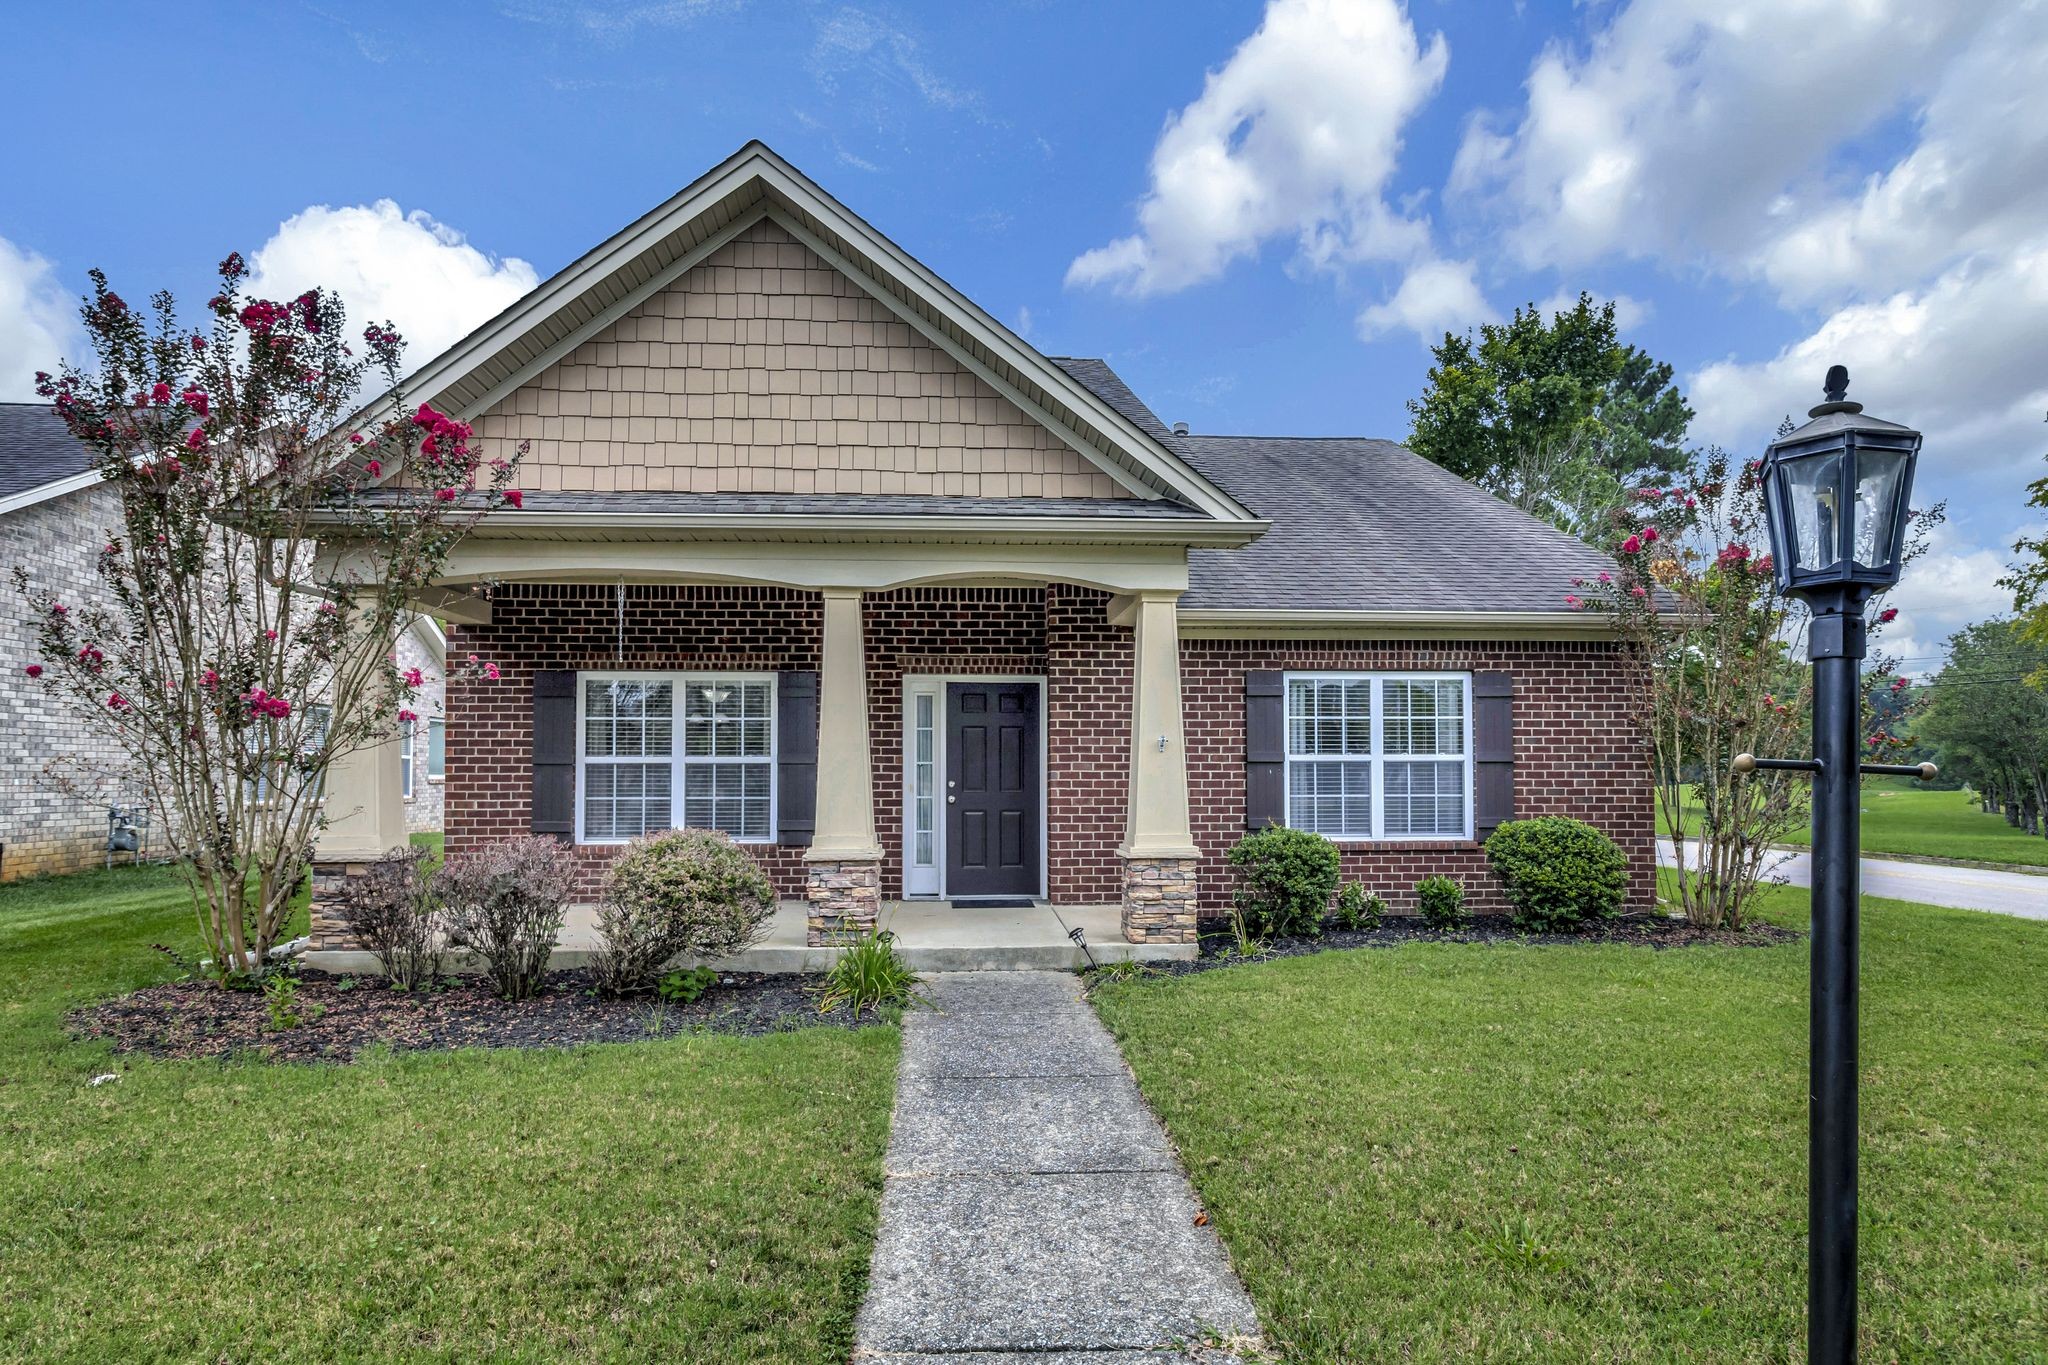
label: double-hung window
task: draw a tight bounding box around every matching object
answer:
[427,719,445,782]
[1284,673,1471,840]
[400,719,416,800]
[578,674,775,843]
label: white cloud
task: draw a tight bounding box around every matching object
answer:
[1874,520,2041,667]
[1067,0,1448,297]
[1451,0,2001,284]
[242,201,538,381]
[1689,240,2048,482]
[1358,258,1497,341]
[809,8,988,120]
[0,237,84,402]
[1535,289,1652,332]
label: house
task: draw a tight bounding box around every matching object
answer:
[0,403,447,879]
[290,142,1654,956]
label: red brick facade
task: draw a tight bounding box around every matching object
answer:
[445,584,1652,916]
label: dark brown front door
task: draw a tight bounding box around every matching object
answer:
[945,682,1040,898]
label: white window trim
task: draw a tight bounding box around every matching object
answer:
[574,671,778,845]
[1282,671,1474,842]
[400,719,416,802]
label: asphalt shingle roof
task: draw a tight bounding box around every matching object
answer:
[0,402,92,504]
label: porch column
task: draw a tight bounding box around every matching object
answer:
[804,587,882,944]
[1119,590,1200,944]
[309,639,408,954]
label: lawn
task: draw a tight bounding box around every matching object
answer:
[1664,781,2048,868]
[0,856,898,1364]
[1092,883,2048,1362]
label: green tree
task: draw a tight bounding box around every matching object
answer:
[1916,620,2048,837]
[2001,426,2048,657]
[1407,294,1692,540]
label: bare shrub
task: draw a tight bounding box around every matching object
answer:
[592,830,776,997]
[338,847,443,989]
[437,836,577,1001]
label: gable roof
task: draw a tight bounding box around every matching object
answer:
[370,142,1258,525]
[0,403,98,514]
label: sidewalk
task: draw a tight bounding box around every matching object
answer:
[853,971,1263,1362]
[1658,840,2048,921]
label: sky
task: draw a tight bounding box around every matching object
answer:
[2,0,2043,668]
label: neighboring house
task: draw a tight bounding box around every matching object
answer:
[0,405,445,881]
[307,142,1655,953]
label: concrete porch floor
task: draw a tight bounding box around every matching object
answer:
[301,900,1198,976]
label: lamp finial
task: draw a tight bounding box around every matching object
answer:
[1810,363,1863,417]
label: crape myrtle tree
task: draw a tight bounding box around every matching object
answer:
[15,255,523,980]
[1569,447,1933,928]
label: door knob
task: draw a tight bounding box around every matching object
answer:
[947,795,956,803]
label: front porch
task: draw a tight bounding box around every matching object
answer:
[302,899,1198,975]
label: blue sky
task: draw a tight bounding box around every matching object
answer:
[2,0,2041,666]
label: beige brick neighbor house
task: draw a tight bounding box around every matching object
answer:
[0,404,447,880]
[295,142,1652,968]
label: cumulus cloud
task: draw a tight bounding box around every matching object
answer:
[1067,0,1448,297]
[1357,258,1497,341]
[1875,521,2041,667]
[242,201,538,382]
[0,237,84,402]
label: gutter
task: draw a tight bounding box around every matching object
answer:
[1176,608,1625,641]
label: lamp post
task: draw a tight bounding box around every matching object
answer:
[1738,365,1928,1364]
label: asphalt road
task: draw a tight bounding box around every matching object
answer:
[1658,841,2047,922]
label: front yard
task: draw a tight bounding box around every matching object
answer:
[1665,780,2048,868]
[0,862,898,1363]
[1092,881,2048,1362]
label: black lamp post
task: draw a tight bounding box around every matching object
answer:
[1736,365,1932,1364]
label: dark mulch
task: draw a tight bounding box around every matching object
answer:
[69,968,882,1064]
[1125,913,1800,981]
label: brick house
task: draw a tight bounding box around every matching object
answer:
[0,403,446,879]
[281,141,1651,950]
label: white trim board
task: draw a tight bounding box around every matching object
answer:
[0,470,101,518]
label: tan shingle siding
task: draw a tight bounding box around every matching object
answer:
[480,219,1118,498]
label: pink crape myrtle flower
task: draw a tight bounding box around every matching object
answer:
[1620,534,1643,555]
[185,427,208,452]
[107,692,129,711]
[397,708,419,724]
[502,489,524,509]
[24,664,42,678]
[1876,607,1899,625]
[180,387,209,417]
[1563,594,1583,609]
[402,667,424,688]
[484,662,501,681]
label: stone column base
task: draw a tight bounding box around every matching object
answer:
[1121,854,1200,944]
[307,857,374,952]
[806,859,881,946]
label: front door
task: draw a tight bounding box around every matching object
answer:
[945,681,1041,898]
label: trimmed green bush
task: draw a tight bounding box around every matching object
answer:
[1484,816,1628,932]
[1332,881,1385,932]
[1416,875,1468,929]
[593,830,776,996]
[1226,827,1341,938]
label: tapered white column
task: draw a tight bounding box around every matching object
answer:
[1120,591,1197,859]
[806,588,883,862]
[315,723,408,859]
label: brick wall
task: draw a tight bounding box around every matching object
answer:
[1181,637,1656,917]
[0,485,138,881]
[473,218,1118,499]
[1046,587,1132,903]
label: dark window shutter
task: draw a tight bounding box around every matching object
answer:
[532,670,577,843]
[1473,671,1515,838]
[1244,670,1285,830]
[777,670,819,846]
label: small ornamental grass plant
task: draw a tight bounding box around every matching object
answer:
[1484,816,1628,932]
[436,836,577,1001]
[1415,875,1468,930]
[592,830,776,997]
[1225,826,1340,939]
[816,932,923,1017]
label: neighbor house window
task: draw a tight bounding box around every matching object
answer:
[427,719,445,782]
[1284,673,1470,840]
[578,674,774,843]
[400,718,416,800]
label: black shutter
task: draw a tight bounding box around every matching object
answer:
[1473,671,1515,838]
[532,670,577,842]
[1244,670,1285,830]
[777,670,819,846]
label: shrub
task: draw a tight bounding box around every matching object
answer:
[1416,875,1468,930]
[261,974,323,1031]
[437,835,577,1001]
[1333,882,1385,932]
[592,830,776,996]
[1225,826,1341,938]
[337,846,444,989]
[816,931,922,1016]
[1484,816,1628,932]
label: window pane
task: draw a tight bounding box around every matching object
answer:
[428,720,445,779]
[1385,760,1466,836]
[1289,759,1371,839]
[1386,680,1465,756]
[1287,677,1370,756]
[682,758,772,840]
[585,761,670,840]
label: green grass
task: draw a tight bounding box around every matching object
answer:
[1663,781,2048,868]
[1092,881,2047,1362]
[0,855,898,1363]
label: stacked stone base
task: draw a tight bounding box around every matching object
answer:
[806,858,881,946]
[307,857,373,952]
[1120,855,1199,944]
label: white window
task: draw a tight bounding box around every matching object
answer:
[578,674,775,843]
[1284,673,1471,840]
[427,719,445,782]
[400,719,416,800]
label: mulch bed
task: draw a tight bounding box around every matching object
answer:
[1131,912,1800,981]
[70,968,882,1064]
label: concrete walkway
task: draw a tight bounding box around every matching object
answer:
[854,972,1262,1363]
[1659,840,2048,921]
